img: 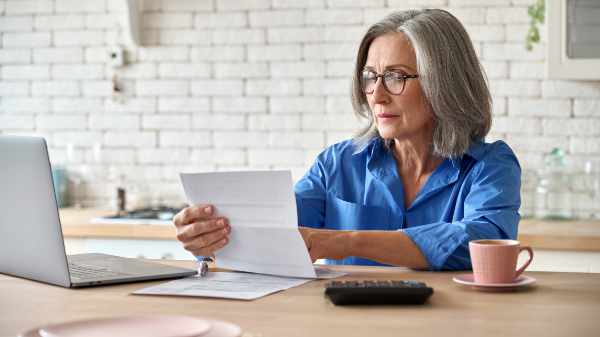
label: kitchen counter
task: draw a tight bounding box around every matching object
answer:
[58,208,600,252]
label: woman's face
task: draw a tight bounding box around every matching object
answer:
[365,32,434,141]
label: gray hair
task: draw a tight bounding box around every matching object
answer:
[351,9,492,158]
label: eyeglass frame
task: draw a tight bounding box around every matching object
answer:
[361,69,419,96]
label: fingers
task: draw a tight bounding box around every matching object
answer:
[176,217,229,242]
[183,225,230,255]
[173,204,231,256]
[173,204,215,228]
[187,234,230,257]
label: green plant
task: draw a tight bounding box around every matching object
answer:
[526,0,545,51]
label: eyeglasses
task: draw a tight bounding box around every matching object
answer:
[361,70,419,95]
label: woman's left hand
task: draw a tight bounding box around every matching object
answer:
[298,227,352,262]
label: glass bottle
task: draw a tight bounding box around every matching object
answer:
[534,148,572,220]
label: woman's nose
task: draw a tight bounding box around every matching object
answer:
[371,78,390,103]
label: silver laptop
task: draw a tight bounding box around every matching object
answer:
[0,135,196,287]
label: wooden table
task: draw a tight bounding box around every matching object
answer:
[1,262,599,337]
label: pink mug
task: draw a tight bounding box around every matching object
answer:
[469,239,534,284]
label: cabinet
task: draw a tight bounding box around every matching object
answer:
[547,0,600,79]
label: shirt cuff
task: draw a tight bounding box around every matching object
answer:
[401,222,469,271]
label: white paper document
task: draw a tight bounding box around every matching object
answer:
[180,171,319,278]
[133,272,311,301]
[134,268,347,301]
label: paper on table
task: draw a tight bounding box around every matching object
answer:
[134,267,347,301]
[133,272,311,301]
[180,171,316,278]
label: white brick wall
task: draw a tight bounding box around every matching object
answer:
[53,98,103,113]
[508,99,571,117]
[53,64,104,79]
[144,0,214,12]
[0,81,29,96]
[248,45,302,61]
[195,12,248,28]
[53,31,105,46]
[213,97,267,113]
[1,97,50,113]
[0,49,32,64]
[305,9,363,25]
[135,80,189,96]
[89,115,139,130]
[2,65,50,80]
[192,114,246,130]
[102,132,155,148]
[55,0,106,13]
[160,131,212,147]
[32,81,80,96]
[3,32,51,47]
[0,0,598,217]
[35,15,85,30]
[34,48,83,63]
[246,79,301,96]
[5,1,53,15]
[158,97,210,112]
[142,114,191,130]
[212,29,265,45]
[158,63,211,79]
[214,62,269,78]
[143,13,193,29]
[0,16,33,31]
[249,10,304,27]
[191,46,245,61]
[217,0,270,11]
[214,131,269,148]
[268,27,322,43]
[574,100,600,117]
[191,80,244,96]
[248,114,301,130]
[270,97,325,114]
[270,61,326,78]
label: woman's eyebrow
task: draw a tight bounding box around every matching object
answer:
[386,64,416,72]
[364,64,416,72]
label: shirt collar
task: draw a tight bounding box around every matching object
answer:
[356,137,486,180]
[450,139,486,168]
[353,137,486,159]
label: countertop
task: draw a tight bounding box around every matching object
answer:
[59,208,600,251]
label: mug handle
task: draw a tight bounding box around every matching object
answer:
[515,246,534,278]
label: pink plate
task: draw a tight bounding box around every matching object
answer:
[19,315,242,337]
[453,273,536,291]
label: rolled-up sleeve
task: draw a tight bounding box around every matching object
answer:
[402,144,522,271]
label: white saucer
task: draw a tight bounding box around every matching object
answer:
[19,315,242,337]
[453,273,536,291]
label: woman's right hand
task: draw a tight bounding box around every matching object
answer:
[173,204,230,257]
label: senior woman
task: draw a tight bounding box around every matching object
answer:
[173,9,521,271]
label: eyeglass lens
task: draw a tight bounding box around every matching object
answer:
[362,71,407,95]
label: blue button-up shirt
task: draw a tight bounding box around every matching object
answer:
[294,138,521,271]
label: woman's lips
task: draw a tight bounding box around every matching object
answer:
[376,113,399,119]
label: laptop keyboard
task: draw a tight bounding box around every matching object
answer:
[68,262,128,280]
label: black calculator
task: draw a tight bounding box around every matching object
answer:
[324,280,434,305]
